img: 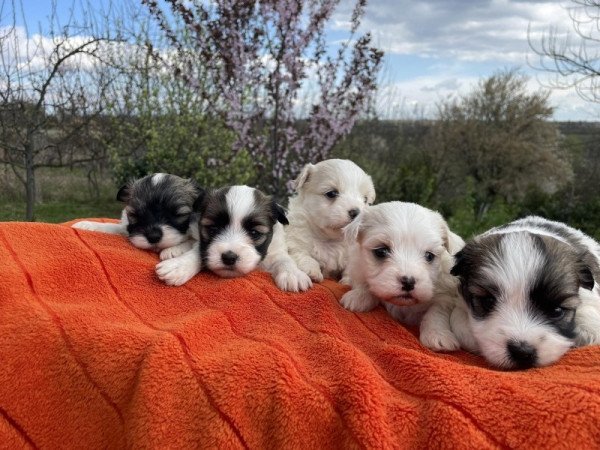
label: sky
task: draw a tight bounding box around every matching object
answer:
[6,0,600,121]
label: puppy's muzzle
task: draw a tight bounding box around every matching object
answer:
[348,209,360,220]
[507,340,538,369]
[145,228,163,244]
[399,276,416,292]
[221,251,239,267]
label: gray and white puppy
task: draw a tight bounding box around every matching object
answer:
[73,173,202,260]
[156,185,311,292]
[448,216,600,369]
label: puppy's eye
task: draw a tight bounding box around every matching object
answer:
[325,190,339,199]
[424,251,435,263]
[205,225,220,236]
[469,294,496,318]
[372,246,391,259]
[249,229,263,241]
[549,307,567,320]
[363,196,368,204]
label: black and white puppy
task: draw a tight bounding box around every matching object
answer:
[156,185,312,291]
[450,216,600,369]
[72,173,202,260]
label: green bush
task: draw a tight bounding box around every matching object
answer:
[108,113,257,189]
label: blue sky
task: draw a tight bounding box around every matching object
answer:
[9,0,600,121]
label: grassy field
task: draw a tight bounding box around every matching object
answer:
[0,167,122,223]
[0,200,123,223]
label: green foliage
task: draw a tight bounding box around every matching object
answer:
[109,113,256,188]
[446,178,519,239]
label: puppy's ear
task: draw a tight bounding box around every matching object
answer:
[579,266,595,291]
[450,250,467,278]
[366,177,376,205]
[193,189,208,213]
[343,213,364,242]
[293,163,313,191]
[272,201,289,225]
[189,179,205,196]
[577,251,596,290]
[116,184,130,203]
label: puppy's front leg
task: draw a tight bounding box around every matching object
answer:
[575,289,600,346]
[450,303,479,352]
[155,242,201,286]
[293,252,324,282]
[420,299,460,351]
[159,240,195,261]
[72,221,127,235]
[340,284,379,312]
[262,224,312,292]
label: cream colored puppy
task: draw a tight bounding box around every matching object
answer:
[340,201,465,350]
[286,159,376,282]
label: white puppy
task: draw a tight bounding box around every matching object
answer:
[446,216,600,369]
[340,202,464,347]
[156,185,312,292]
[286,159,376,282]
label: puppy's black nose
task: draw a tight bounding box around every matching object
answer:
[507,340,537,369]
[348,209,360,220]
[145,228,163,244]
[400,276,415,292]
[221,251,239,266]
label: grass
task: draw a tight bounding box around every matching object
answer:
[0,199,123,223]
[0,167,122,223]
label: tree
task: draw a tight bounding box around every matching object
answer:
[103,10,256,188]
[0,0,113,220]
[425,70,571,221]
[143,0,383,199]
[530,0,600,103]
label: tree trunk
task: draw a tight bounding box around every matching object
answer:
[25,144,36,221]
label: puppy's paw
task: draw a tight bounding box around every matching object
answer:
[72,221,102,231]
[274,268,313,292]
[340,288,378,312]
[159,242,193,261]
[297,257,324,282]
[420,329,460,352]
[155,258,198,286]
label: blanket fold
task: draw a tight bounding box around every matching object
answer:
[0,220,599,449]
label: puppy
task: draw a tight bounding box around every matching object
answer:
[340,202,464,335]
[449,216,600,369]
[286,159,376,282]
[72,173,203,260]
[156,185,312,292]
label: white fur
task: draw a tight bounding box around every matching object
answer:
[286,159,376,282]
[434,217,600,368]
[156,242,201,286]
[152,172,167,185]
[72,208,195,253]
[340,201,463,333]
[155,185,311,291]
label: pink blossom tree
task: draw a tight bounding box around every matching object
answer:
[142,0,383,198]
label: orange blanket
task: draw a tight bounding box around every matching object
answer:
[1,220,600,449]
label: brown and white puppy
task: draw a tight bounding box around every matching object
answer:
[156,185,311,292]
[72,173,202,260]
[286,159,376,282]
[449,216,600,369]
[340,201,464,336]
